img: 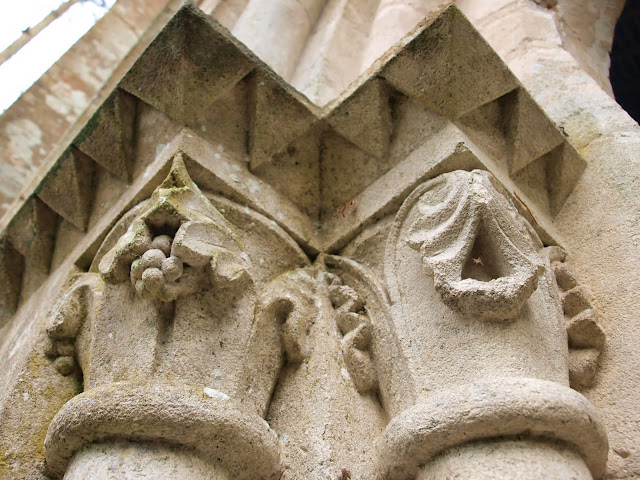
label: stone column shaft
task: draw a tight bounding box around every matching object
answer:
[232,0,328,80]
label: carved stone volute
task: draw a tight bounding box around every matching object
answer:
[243,261,388,478]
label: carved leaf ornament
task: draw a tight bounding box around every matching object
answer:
[99,153,250,301]
[406,170,544,320]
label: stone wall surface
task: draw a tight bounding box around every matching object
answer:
[462,3,640,478]
[0,0,175,214]
[0,0,638,479]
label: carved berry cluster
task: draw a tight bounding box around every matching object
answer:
[130,235,184,299]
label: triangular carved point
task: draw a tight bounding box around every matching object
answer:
[99,151,240,289]
[157,152,195,190]
[150,152,230,228]
[404,170,544,320]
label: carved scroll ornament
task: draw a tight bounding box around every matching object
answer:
[45,274,102,377]
[405,169,544,320]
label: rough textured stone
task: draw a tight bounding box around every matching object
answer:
[0,0,636,479]
[0,0,173,215]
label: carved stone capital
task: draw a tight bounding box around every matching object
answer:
[42,152,310,479]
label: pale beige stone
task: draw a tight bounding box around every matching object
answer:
[232,0,327,80]
[553,0,626,95]
[290,0,380,106]
[417,438,593,480]
[362,0,443,67]
[0,0,637,479]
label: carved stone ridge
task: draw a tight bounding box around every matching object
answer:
[376,377,609,480]
[327,272,378,394]
[404,169,544,320]
[546,246,606,390]
[45,382,281,480]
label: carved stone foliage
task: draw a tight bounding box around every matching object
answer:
[385,168,572,395]
[41,161,609,479]
[405,169,544,320]
[45,274,102,377]
[99,152,250,302]
[546,246,606,390]
[240,268,323,418]
[241,263,382,418]
[381,169,608,479]
[322,254,414,419]
[41,254,389,479]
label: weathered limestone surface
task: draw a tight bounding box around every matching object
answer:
[456,3,640,478]
[553,0,626,95]
[0,0,637,479]
[0,0,626,216]
[0,0,175,214]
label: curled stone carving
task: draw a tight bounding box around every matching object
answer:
[45,274,102,376]
[241,268,322,418]
[242,265,380,418]
[405,169,544,320]
[243,261,388,478]
[323,254,414,418]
